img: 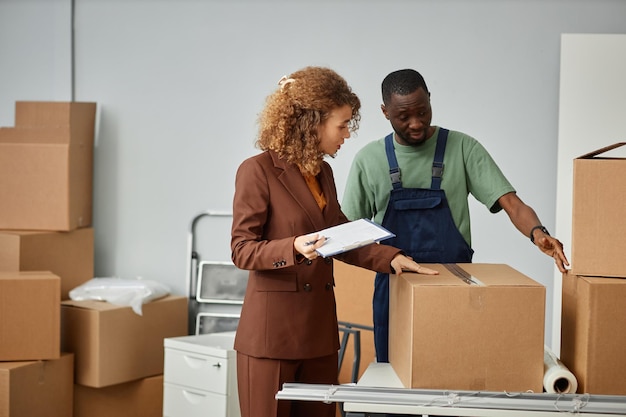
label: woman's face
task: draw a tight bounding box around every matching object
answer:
[318,104,353,156]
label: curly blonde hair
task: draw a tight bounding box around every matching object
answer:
[256,66,361,176]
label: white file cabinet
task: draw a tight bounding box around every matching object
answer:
[163,332,240,417]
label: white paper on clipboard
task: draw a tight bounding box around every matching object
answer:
[311,218,395,257]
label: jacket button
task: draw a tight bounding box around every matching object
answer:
[325,282,332,290]
[306,259,313,266]
[303,283,312,292]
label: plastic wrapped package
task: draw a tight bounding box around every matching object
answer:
[69,277,171,315]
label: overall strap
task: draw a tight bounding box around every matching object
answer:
[430,128,449,190]
[384,133,402,190]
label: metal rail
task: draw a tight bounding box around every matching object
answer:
[276,383,626,416]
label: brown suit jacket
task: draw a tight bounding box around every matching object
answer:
[231,150,401,360]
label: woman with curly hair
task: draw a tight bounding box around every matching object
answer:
[231,66,437,417]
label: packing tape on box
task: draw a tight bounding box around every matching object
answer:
[443,263,485,286]
[543,345,578,394]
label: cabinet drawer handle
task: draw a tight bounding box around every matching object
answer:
[182,389,207,404]
[183,355,209,369]
[213,362,222,368]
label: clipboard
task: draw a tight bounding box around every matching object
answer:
[311,218,395,257]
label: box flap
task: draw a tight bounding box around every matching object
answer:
[578,275,626,285]
[0,360,38,372]
[15,101,96,127]
[0,234,20,270]
[459,263,542,287]
[0,230,47,237]
[0,270,60,281]
[61,299,121,312]
[0,127,71,144]
[577,142,626,159]
[61,295,185,312]
[400,263,542,287]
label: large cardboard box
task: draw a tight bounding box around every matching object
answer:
[389,263,545,392]
[571,142,626,278]
[0,228,94,300]
[0,271,60,361]
[0,353,74,417]
[333,260,376,384]
[73,374,163,417]
[61,295,187,388]
[0,101,96,231]
[560,271,626,395]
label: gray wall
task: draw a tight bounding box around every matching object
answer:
[2,0,626,346]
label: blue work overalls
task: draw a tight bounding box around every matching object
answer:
[373,128,474,362]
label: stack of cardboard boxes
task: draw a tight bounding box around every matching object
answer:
[560,142,626,395]
[336,145,626,396]
[0,101,188,417]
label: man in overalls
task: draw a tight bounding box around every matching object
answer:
[342,68,569,363]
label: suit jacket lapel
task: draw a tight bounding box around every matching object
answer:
[269,151,326,231]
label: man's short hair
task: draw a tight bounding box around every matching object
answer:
[382,69,429,105]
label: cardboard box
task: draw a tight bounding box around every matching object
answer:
[0,271,60,361]
[74,374,163,417]
[571,142,626,278]
[333,260,376,384]
[61,295,188,388]
[560,272,626,395]
[0,353,74,417]
[389,263,545,392]
[0,101,96,231]
[0,228,94,300]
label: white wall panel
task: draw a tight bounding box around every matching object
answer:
[553,33,626,351]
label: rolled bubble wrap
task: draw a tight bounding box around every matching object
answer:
[543,345,578,394]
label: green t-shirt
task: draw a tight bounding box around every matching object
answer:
[341,127,515,247]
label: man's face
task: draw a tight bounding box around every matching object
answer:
[381,87,434,146]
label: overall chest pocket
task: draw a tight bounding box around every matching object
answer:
[393,196,442,211]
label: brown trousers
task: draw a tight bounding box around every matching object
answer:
[236,351,338,417]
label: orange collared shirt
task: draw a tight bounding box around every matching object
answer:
[303,174,327,211]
